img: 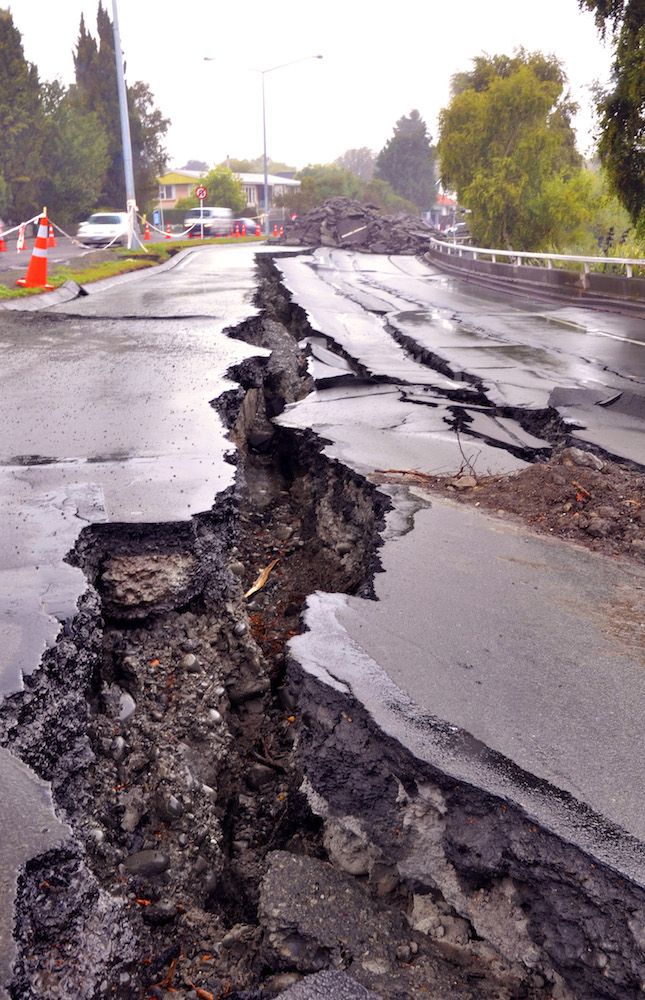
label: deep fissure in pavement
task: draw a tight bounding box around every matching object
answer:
[0,257,643,999]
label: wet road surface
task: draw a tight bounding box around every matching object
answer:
[276,249,645,468]
[0,245,268,993]
[276,249,645,883]
[0,245,644,992]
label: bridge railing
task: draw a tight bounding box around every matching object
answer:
[429,237,645,279]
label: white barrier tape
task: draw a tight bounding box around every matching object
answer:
[0,214,40,238]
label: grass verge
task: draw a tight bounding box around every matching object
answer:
[0,236,265,300]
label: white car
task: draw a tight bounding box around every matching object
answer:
[77,212,129,247]
[183,206,233,237]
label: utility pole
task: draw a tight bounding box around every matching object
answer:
[111,0,142,249]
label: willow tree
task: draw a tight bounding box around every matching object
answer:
[579,0,644,230]
[73,3,168,211]
[437,51,584,249]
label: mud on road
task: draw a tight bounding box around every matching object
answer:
[0,255,644,1000]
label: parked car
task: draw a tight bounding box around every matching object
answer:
[183,206,233,237]
[77,212,129,246]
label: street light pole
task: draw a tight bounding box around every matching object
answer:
[257,56,323,236]
[262,71,269,237]
[111,0,141,249]
[203,55,322,237]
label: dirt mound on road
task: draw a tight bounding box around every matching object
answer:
[278,197,436,254]
[376,446,645,563]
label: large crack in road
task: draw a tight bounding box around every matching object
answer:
[0,249,643,999]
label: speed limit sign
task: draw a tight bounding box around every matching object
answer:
[195,185,207,201]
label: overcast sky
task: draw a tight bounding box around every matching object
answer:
[11,0,613,171]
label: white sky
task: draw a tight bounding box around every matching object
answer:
[10,0,613,170]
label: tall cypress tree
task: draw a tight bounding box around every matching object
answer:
[0,9,45,221]
[375,110,437,212]
[73,3,123,206]
[73,2,168,210]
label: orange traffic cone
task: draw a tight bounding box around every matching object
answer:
[48,223,57,248]
[0,229,6,252]
[165,224,171,240]
[16,212,54,290]
[255,224,261,237]
[279,225,284,236]
[16,224,26,253]
[234,223,240,238]
[144,221,151,241]
[241,224,247,236]
[272,224,278,237]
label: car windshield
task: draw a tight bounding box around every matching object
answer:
[87,214,123,225]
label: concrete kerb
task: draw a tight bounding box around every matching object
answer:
[0,244,203,311]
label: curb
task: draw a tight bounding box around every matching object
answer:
[0,280,82,311]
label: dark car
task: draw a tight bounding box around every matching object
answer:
[233,218,260,235]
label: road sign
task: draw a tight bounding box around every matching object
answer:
[195,185,207,201]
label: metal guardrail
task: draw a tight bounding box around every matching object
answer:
[429,237,645,279]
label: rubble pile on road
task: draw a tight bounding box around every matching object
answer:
[278,197,435,254]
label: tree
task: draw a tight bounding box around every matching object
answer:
[579,0,644,228]
[39,82,109,226]
[375,110,436,210]
[175,166,245,213]
[74,3,168,212]
[222,157,297,176]
[335,148,375,181]
[278,164,363,215]
[437,52,583,249]
[0,9,45,221]
[276,163,414,216]
[181,160,209,172]
[362,178,416,213]
[128,80,169,210]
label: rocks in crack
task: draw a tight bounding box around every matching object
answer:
[100,551,202,619]
[259,851,410,986]
[275,970,381,998]
[122,848,171,876]
[278,198,434,255]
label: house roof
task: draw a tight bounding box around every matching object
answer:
[158,170,203,184]
[158,169,300,188]
[236,172,300,187]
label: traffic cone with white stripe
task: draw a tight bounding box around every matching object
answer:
[48,223,57,247]
[0,229,6,252]
[16,211,54,290]
[165,224,171,239]
[144,221,151,241]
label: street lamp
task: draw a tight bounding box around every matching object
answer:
[111,0,142,249]
[203,55,322,236]
[257,56,323,236]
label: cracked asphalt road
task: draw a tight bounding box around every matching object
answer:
[0,244,644,997]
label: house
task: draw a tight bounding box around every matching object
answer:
[426,193,458,231]
[157,169,300,216]
[157,169,203,208]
